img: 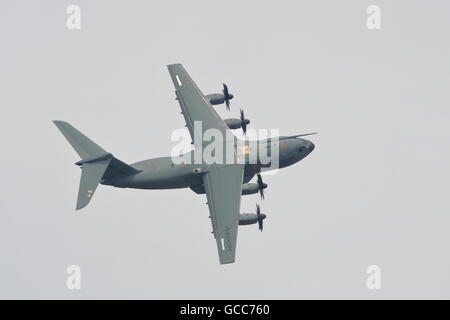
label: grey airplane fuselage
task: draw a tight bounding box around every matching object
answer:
[102,137,315,191]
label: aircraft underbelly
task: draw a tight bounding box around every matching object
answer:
[128,167,201,189]
[103,157,202,189]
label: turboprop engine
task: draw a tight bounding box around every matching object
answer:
[224,109,250,134]
[238,204,266,231]
[241,183,259,195]
[241,174,267,199]
[205,83,234,110]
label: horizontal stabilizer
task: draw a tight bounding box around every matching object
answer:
[53,121,107,159]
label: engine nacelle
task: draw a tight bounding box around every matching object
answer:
[205,93,226,105]
[239,213,266,225]
[239,213,259,225]
[224,118,242,130]
[241,183,259,195]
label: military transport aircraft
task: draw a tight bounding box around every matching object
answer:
[54,64,316,264]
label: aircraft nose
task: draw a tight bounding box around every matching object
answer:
[298,139,315,153]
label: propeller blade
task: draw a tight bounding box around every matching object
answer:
[257,174,265,200]
[223,83,231,111]
[256,204,263,231]
[223,83,229,96]
[240,109,247,135]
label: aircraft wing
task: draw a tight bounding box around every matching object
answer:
[167,63,245,264]
[203,164,245,264]
[167,63,231,148]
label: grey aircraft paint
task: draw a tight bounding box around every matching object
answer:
[53,64,316,264]
[102,137,314,190]
[54,121,314,193]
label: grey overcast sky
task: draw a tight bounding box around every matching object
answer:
[1,0,450,299]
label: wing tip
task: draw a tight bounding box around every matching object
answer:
[218,251,236,265]
[52,120,67,126]
[167,63,182,69]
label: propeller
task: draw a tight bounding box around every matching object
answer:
[240,109,250,135]
[256,204,266,232]
[257,174,268,200]
[223,83,233,111]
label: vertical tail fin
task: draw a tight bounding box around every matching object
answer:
[54,120,140,210]
[54,121,112,210]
